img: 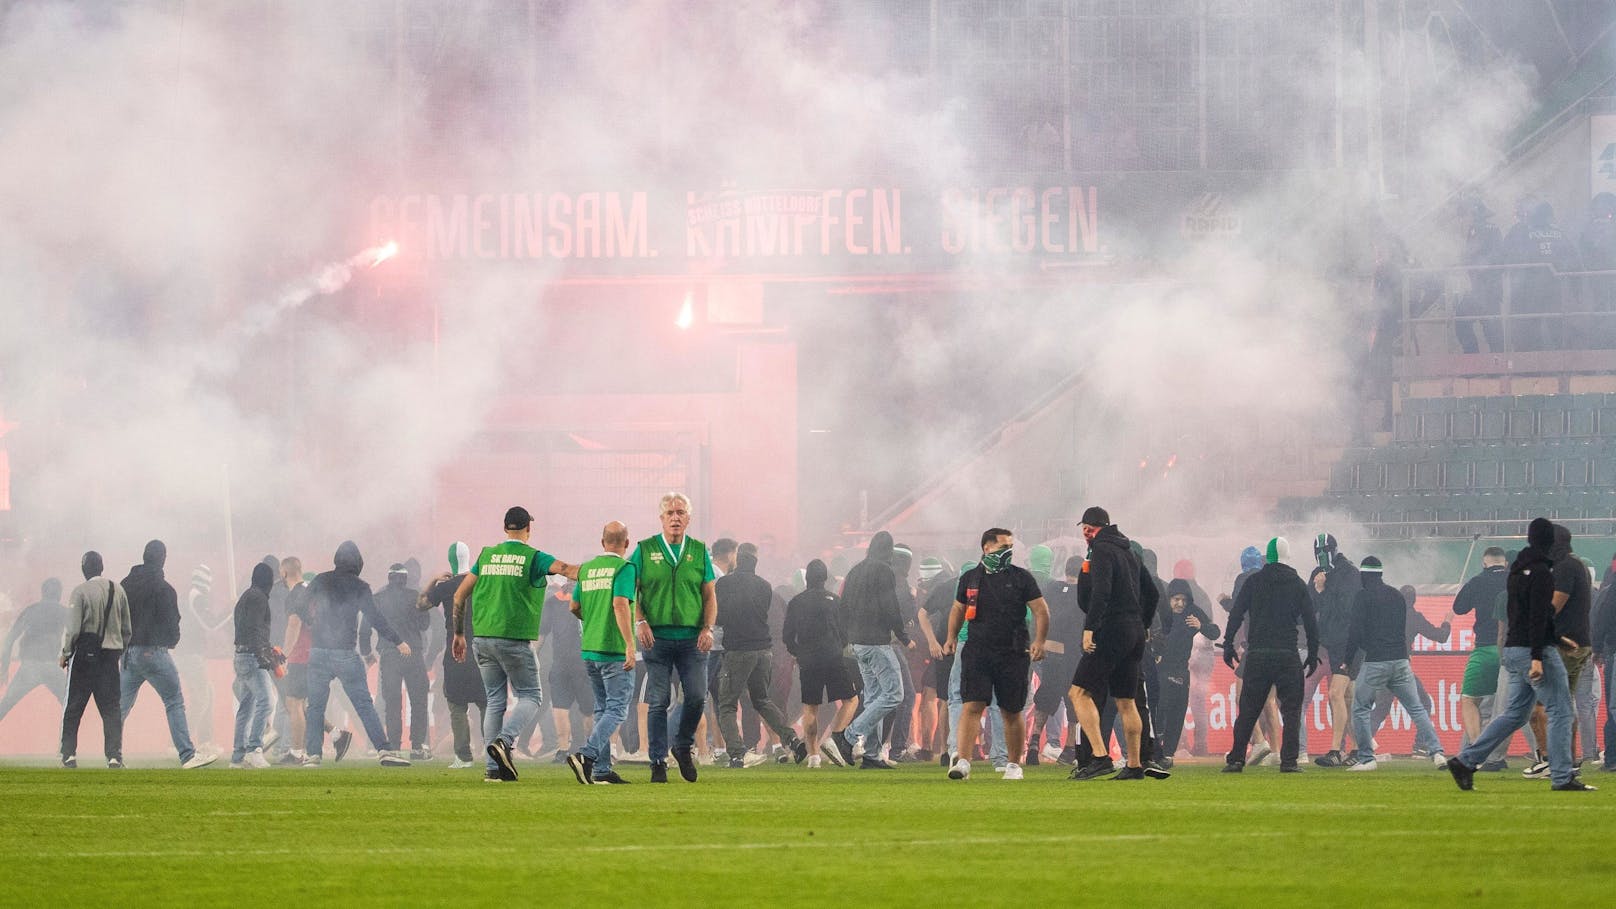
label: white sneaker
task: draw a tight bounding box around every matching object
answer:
[1523,755,1551,779]
[262,729,280,749]
[993,764,1008,773]
[1348,758,1378,772]
[1431,751,1448,769]
[742,751,769,768]
[182,753,219,770]
[448,758,474,769]
[301,755,322,768]
[806,755,822,769]
[245,749,271,769]
[851,736,866,761]
[1040,744,1063,762]
[378,751,412,767]
[947,758,971,780]
[1249,744,1272,766]
[1002,763,1024,781]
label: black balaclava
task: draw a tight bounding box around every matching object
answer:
[41,578,63,602]
[143,539,168,569]
[1526,518,1555,551]
[388,563,408,588]
[805,559,828,590]
[334,541,364,575]
[81,551,104,580]
[866,531,894,564]
[250,561,275,593]
[404,557,422,588]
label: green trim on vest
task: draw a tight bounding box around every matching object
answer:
[638,535,706,634]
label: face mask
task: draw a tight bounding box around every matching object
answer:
[981,547,1013,573]
[1314,534,1333,572]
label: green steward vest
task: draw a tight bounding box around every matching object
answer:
[637,535,706,633]
[576,554,630,657]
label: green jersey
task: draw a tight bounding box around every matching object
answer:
[470,540,556,640]
[575,553,639,661]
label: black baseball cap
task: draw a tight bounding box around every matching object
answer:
[1080,506,1110,527]
[504,506,533,530]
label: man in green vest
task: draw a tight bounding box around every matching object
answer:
[451,505,579,783]
[629,491,718,783]
[563,521,639,785]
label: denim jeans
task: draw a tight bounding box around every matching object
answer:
[232,652,273,762]
[121,646,197,762]
[0,661,66,722]
[847,644,903,753]
[475,637,543,773]
[643,637,707,763]
[582,659,635,775]
[946,642,1006,763]
[1459,646,1575,785]
[305,647,389,758]
[1352,658,1441,760]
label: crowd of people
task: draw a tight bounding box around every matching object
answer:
[3,492,1612,793]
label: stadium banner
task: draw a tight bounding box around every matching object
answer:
[364,173,1271,276]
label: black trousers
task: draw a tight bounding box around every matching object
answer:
[1156,671,1191,757]
[379,650,430,750]
[1077,667,1157,765]
[61,649,123,761]
[1226,648,1304,766]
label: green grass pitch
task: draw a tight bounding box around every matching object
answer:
[1,758,1611,906]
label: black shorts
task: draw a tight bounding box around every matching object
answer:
[927,655,953,695]
[283,662,309,700]
[548,667,593,711]
[798,656,857,706]
[1032,656,1077,714]
[1326,645,1361,679]
[959,644,1032,713]
[1070,622,1145,699]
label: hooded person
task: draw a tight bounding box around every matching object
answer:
[1312,533,1365,768]
[58,551,132,769]
[1220,537,1319,773]
[1544,525,1597,768]
[713,545,808,767]
[229,562,278,768]
[782,559,857,766]
[422,542,486,768]
[831,531,913,769]
[1448,518,1593,791]
[363,562,432,759]
[1154,577,1219,761]
[302,541,412,767]
[1342,557,1444,770]
[119,540,215,769]
[0,578,69,726]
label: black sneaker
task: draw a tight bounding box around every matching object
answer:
[830,731,855,767]
[915,749,933,762]
[332,729,354,763]
[483,769,503,784]
[551,749,568,764]
[61,756,77,769]
[1056,745,1077,766]
[859,756,894,770]
[1552,779,1599,792]
[1069,759,1116,781]
[1025,749,1041,767]
[1279,763,1304,774]
[1158,756,1175,770]
[593,771,631,784]
[1143,761,1171,779]
[1222,761,1245,774]
[650,761,668,783]
[728,757,746,769]
[1446,756,1475,791]
[1313,749,1345,768]
[107,758,124,770]
[790,740,809,764]
[566,752,592,785]
[487,739,519,781]
[1112,766,1145,780]
[939,751,952,767]
[1479,759,1509,773]
[672,747,699,782]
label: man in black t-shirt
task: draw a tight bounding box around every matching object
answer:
[943,528,1049,782]
[1452,548,1508,760]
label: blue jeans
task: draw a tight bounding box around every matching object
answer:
[582,659,634,775]
[946,643,1006,763]
[305,648,389,758]
[474,637,543,774]
[643,637,707,763]
[231,652,272,762]
[120,646,196,762]
[1351,658,1441,760]
[847,644,902,753]
[1459,646,1575,785]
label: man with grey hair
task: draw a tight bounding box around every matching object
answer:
[629,492,718,783]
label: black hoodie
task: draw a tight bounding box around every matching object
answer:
[363,572,428,655]
[1549,525,1592,647]
[309,541,400,652]
[1224,561,1319,657]
[1319,552,1362,651]
[1157,579,1220,670]
[783,560,846,660]
[1453,564,1508,648]
[841,531,909,646]
[1346,571,1411,663]
[123,540,182,649]
[234,562,275,650]
[1079,524,1157,633]
[1505,519,1558,660]
[715,550,775,651]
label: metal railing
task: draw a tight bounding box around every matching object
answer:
[1398,263,1616,358]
